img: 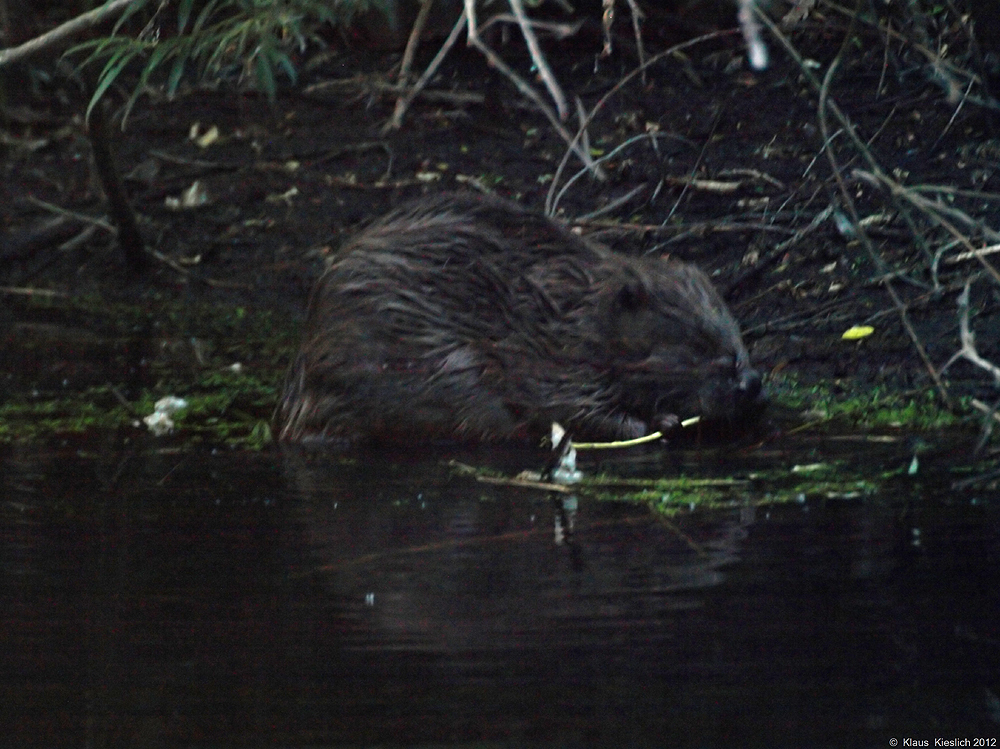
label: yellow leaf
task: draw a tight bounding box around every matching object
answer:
[194,125,220,148]
[842,325,874,340]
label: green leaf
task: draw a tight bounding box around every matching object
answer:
[85,48,139,122]
[193,0,227,35]
[255,48,277,101]
[206,20,249,76]
[273,49,297,85]
[110,0,152,36]
[167,52,188,97]
[141,41,172,86]
[178,0,196,34]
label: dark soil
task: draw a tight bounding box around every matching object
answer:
[4,10,1000,434]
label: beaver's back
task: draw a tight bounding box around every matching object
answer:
[276,193,763,444]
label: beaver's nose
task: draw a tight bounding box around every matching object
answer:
[737,368,765,405]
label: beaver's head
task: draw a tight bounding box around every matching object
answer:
[600,257,765,431]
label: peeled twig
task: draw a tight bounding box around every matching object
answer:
[573,431,663,450]
[740,0,769,70]
[945,243,1000,266]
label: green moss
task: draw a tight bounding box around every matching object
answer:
[0,391,133,440]
[446,460,895,518]
[0,372,277,448]
[578,468,880,515]
[768,373,965,430]
[2,294,297,449]
[0,294,974,451]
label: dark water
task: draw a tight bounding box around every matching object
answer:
[1,437,998,748]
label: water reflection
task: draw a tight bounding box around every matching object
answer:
[0,441,998,746]
[287,449,747,655]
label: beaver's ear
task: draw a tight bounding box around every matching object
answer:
[602,276,657,358]
[611,277,652,314]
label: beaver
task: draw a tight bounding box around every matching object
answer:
[275,192,764,444]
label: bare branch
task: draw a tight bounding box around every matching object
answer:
[942,282,1000,386]
[507,0,568,120]
[0,0,141,68]
[383,7,467,133]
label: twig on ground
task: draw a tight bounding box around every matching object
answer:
[549,131,692,216]
[0,286,70,298]
[944,243,1000,266]
[574,184,646,221]
[930,76,975,152]
[25,196,115,233]
[664,108,721,225]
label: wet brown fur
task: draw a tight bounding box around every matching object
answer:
[275,192,763,444]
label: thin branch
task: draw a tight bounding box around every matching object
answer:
[0,0,141,68]
[549,130,689,215]
[396,0,435,85]
[573,184,646,221]
[462,0,598,177]
[507,0,568,120]
[383,8,467,133]
[941,281,1000,386]
[664,108,721,225]
[807,32,951,405]
[544,28,736,215]
[622,0,647,82]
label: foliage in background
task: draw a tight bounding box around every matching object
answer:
[68,0,384,122]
